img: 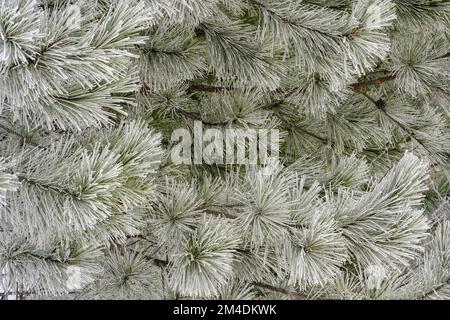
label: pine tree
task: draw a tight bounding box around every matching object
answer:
[0,0,449,300]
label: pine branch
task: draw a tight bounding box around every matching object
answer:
[259,88,328,143]
[355,89,434,155]
[269,109,327,143]
[26,252,65,264]
[8,36,67,70]
[202,208,307,229]
[2,1,449,300]
[16,174,75,198]
[32,36,67,65]
[0,123,47,150]
[186,49,449,94]
[421,277,450,300]
[247,0,343,39]
[0,123,40,147]
[350,50,449,90]
[142,254,308,299]
[0,123,26,140]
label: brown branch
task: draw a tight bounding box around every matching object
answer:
[203,208,239,219]
[252,282,307,299]
[186,74,396,94]
[349,75,396,90]
[183,74,395,144]
[349,50,448,90]
[186,76,397,93]
[184,51,450,145]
